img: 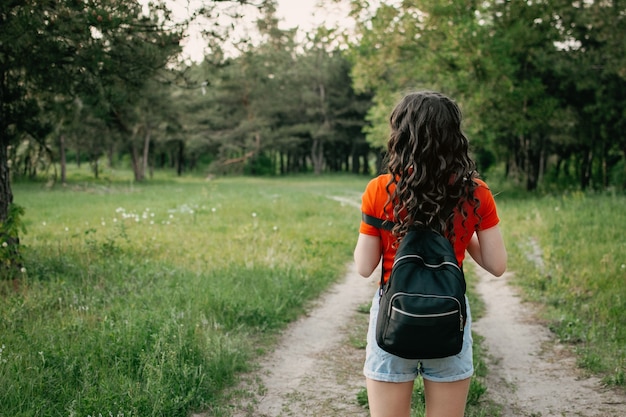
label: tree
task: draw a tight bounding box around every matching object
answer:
[349,0,626,190]
[298,27,372,174]
[548,0,626,189]
[0,0,185,274]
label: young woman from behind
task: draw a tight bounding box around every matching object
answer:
[354,91,507,417]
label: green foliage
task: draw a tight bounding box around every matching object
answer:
[348,0,626,191]
[0,204,26,243]
[0,204,27,277]
[244,152,276,176]
[0,174,369,416]
[188,16,372,176]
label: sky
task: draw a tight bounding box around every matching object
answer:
[274,0,352,32]
[172,0,355,62]
[276,0,320,29]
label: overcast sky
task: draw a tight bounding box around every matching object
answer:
[172,0,354,62]
[275,0,350,31]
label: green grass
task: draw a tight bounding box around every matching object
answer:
[3,167,623,416]
[497,189,626,387]
[1,173,369,417]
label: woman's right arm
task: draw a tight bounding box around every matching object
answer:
[466,225,507,277]
[354,233,382,278]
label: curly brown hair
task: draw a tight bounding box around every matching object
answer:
[383,91,480,242]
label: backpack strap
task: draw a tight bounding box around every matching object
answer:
[361,213,395,231]
[361,213,395,293]
[362,200,457,234]
[361,207,457,292]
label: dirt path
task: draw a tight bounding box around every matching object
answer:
[220,263,377,417]
[471,260,626,417]
[200,194,625,416]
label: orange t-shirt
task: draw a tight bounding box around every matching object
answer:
[359,174,500,282]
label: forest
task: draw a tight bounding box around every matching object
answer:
[1,0,626,269]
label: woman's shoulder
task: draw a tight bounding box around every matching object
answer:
[473,177,490,189]
[472,178,495,198]
[362,174,392,214]
[369,173,392,184]
[365,173,392,191]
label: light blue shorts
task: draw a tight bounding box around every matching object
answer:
[363,291,474,383]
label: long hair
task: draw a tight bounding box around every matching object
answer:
[383,91,480,241]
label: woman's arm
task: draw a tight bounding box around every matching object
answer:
[466,225,507,277]
[353,233,382,278]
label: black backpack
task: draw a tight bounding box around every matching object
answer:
[363,213,467,359]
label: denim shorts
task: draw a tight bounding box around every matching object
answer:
[363,291,474,383]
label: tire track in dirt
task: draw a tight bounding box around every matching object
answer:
[471,260,626,417]
[218,263,377,417]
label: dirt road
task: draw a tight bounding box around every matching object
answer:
[224,263,376,417]
[471,261,626,417]
[200,193,625,417]
[199,223,626,417]
[210,258,626,417]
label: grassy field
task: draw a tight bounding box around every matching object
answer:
[495,187,626,387]
[1,171,624,416]
[2,173,368,416]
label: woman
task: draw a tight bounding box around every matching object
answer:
[354,91,507,417]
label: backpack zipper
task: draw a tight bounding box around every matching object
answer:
[394,254,461,272]
[391,306,459,318]
[388,292,464,331]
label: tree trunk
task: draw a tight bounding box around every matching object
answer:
[107,144,114,168]
[60,134,67,184]
[623,148,626,189]
[0,139,13,225]
[311,137,324,175]
[176,140,184,176]
[142,126,151,180]
[0,136,23,277]
[279,152,285,174]
[130,143,143,181]
[362,152,370,175]
[580,147,593,190]
[92,157,99,179]
[525,135,543,191]
[352,146,361,174]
